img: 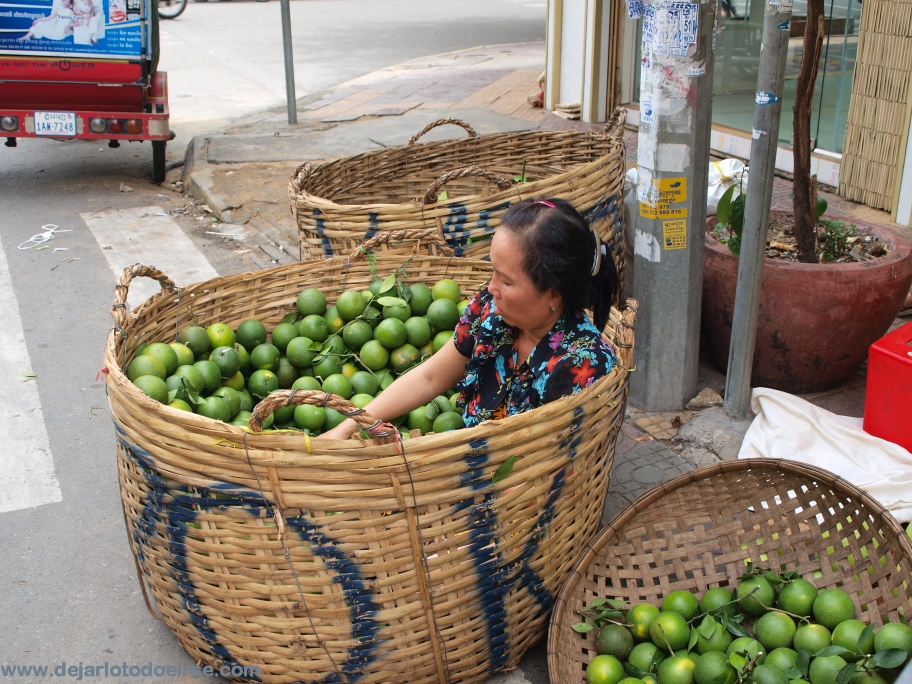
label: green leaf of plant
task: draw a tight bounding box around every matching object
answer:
[835,663,857,684]
[871,649,908,669]
[651,650,665,671]
[700,615,717,639]
[187,391,204,405]
[377,296,408,308]
[726,619,750,638]
[492,455,516,484]
[589,598,609,609]
[571,622,595,633]
[607,599,628,610]
[625,663,648,679]
[783,668,804,680]
[398,281,412,303]
[688,628,700,650]
[379,273,397,295]
[796,649,810,676]
[816,197,828,218]
[424,403,440,421]
[167,389,178,403]
[596,610,624,620]
[433,396,451,414]
[731,194,746,236]
[709,671,735,684]
[816,646,853,658]
[437,190,448,202]
[856,624,875,652]
[728,233,742,257]
[729,653,747,672]
[717,185,737,225]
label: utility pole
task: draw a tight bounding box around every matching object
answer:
[723,0,794,418]
[629,0,716,411]
[279,0,298,125]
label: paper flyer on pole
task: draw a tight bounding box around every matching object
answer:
[0,0,149,60]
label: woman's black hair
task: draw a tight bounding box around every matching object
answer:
[500,198,619,331]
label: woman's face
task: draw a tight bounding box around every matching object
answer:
[489,229,561,332]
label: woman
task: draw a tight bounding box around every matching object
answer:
[320,198,619,440]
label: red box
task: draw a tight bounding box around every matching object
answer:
[864,319,912,451]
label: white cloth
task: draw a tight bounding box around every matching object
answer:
[30,9,74,40]
[738,388,912,522]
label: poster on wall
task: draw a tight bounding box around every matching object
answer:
[0,0,148,60]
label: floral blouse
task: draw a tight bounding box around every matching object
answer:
[453,289,617,427]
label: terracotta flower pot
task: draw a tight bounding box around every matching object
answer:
[702,212,912,393]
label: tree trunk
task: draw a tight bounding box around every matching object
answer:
[792,4,826,264]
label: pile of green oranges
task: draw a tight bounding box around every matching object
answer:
[577,568,911,684]
[124,274,471,438]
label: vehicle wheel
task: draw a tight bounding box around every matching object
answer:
[152,140,166,183]
[158,0,187,17]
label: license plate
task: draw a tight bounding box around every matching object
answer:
[34,111,77,137]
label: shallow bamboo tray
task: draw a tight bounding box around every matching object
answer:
[548,460,912,683]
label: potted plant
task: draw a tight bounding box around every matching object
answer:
[700,1,912,393]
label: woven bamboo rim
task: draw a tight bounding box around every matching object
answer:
[547,459,912,684]
[105,249,638,684]
[288,110,628,269]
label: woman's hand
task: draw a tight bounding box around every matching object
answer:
[320,422,358,441]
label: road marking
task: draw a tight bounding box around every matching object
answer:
[0,233,63,514]
[81,207,219,309]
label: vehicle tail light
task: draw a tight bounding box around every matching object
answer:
[1,116,18,132]
[125,119,142,134]
[89,118,106,134]
[108,119,124,134]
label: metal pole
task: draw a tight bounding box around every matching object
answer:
[629,0,716,411]
[280,0,298,125]
[723,0,793,418]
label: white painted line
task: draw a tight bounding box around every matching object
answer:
[0,234,63,514]
[81,207,219,309]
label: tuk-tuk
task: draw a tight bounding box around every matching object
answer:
[0,1,170,182]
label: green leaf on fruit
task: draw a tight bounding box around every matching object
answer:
[377,296,408,308]
[871,649,908,669]
[571,622,594,633]
[796,650,810,676]
[835,663,856,684]
[729,653,747,672]
[625,663,648,678]
[379,274,397,295]
[688,628,700,650]
[167,390,178,403]
[783,668,804,680]
[726,619,750,638]
[816,646,853,658]
[709,672,734,684]
[700,615,717,639]
[187,391,204,405]
[492,455,516,484]
[857,624,875,651]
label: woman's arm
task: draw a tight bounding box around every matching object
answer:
[318,340,469,440]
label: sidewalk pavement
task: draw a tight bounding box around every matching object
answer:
[173,41,912,684]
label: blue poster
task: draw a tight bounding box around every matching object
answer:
[0,0,148,59]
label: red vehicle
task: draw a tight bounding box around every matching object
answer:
[0,3,170,182]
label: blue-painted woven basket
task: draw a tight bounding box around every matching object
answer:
[106,256,637,684]
[289,112,628,281]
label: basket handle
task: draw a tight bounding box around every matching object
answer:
[289,161,313,195]
[407,118,478,146]
[112,264,178,328]
[600,107,628,138]
[248,389,396,444]
[422,165,513,205]
[348,229,455,262]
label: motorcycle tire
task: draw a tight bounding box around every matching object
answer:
[158,0,187,18]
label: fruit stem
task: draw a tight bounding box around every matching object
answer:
[748,593,808,622]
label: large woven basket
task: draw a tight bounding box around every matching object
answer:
[105,249,638,683]
[548,460,912,683]
[288,112,628,270]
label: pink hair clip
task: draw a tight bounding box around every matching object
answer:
[533,200,556,208]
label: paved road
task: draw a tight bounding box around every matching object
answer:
[160,0,547,140]
[0,3,544,682]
